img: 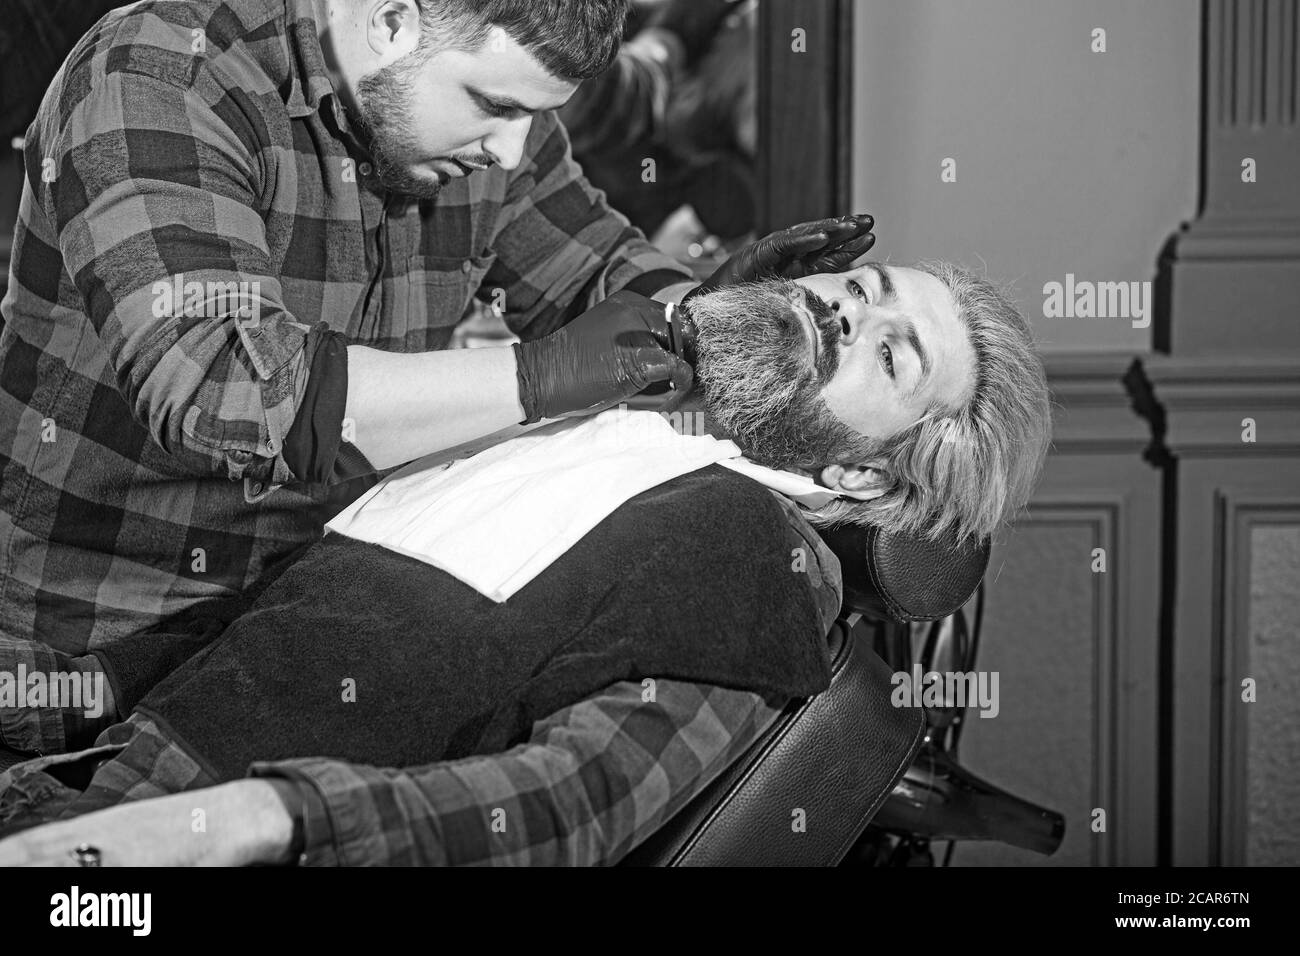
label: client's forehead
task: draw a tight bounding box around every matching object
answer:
[886,266,974,411]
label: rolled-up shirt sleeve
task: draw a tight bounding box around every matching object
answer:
[279,329,377,486]
[248,679,785,866]
[42,69,331,490]
[478,109,694,342]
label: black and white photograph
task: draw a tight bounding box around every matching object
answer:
[0,0,1294,924]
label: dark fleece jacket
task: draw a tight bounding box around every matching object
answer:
[136,464,838,780]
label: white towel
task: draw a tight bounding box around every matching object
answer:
[325,407,841,602]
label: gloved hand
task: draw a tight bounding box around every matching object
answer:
[513,289,693,424]
[683,213,876,303]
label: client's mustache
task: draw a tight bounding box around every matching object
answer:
[798,285,838,355]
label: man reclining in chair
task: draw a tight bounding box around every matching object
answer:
[0,260,1050,867]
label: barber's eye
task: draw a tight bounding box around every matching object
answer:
[879,342,895,378]
[848,279,870,303]
[479,98,514,118]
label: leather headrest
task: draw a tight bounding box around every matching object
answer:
[817,523,990,623]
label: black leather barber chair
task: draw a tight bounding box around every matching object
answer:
[623,523,1065,866]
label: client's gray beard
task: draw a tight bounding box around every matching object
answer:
[354,56,446,200]
[688,281,882,470]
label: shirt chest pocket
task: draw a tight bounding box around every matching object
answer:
[389,251,498,352]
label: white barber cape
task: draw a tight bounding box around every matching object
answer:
[325,407,840,603]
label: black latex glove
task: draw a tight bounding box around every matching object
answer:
[513,289,693,424]
[646,0,738,68]
[683,213,876,303]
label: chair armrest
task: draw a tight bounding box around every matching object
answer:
[620,619,925,866]
[817,524,991,623]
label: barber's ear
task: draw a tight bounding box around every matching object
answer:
[819,462,891,502]
[368,0,421,57]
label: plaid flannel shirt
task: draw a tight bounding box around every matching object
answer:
[256,679,788,866]
[0,0,692,750]
[0,494,843,866]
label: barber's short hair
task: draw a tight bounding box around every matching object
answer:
[414,0,627,80]
[806,261,1052,544]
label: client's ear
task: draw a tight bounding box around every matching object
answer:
[819,462,891,502]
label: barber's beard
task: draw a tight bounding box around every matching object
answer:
[353,54,497,200]
[688,281,881,470]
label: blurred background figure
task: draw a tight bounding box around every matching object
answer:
[562,0,757,268]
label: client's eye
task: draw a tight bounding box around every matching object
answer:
[879,342,895,378]
[847,279,871,303]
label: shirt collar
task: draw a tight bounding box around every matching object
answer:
[281,0,349,124]
[716,457,842,511]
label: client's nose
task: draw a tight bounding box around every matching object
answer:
[828,295,871,340]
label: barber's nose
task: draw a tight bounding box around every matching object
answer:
[483,116,533,171]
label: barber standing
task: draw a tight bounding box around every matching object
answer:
[0,0,873,753]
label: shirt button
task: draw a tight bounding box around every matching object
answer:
[266,438,277,454]
[359,162,373,176]
[461,260,473,273]
[250,482,264,496]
